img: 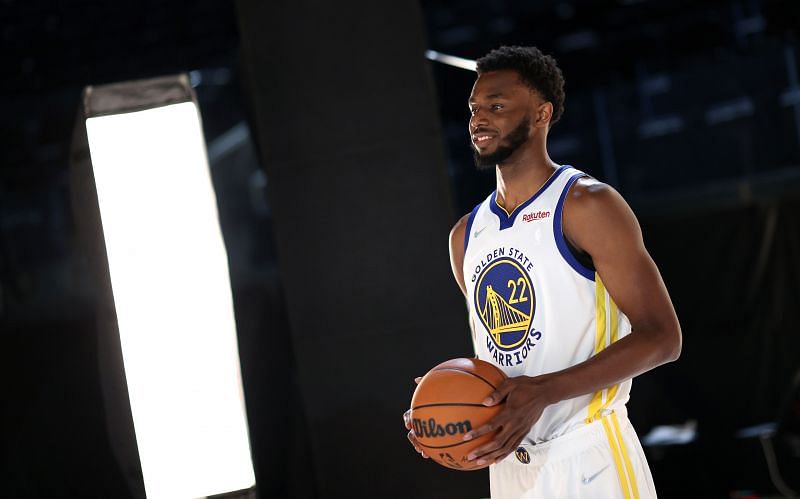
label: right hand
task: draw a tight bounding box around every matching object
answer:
[404,377,428,459]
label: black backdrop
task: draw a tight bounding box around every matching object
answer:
[3,1,800,497]
[235,0,484,497]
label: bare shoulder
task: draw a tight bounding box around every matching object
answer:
[563,176,643,251]
[449,212,472,251]
[566,176,625,209]
[451,212,472,232]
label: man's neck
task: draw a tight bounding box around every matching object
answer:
[494,149,558,214]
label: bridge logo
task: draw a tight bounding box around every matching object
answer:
[474,257,535,351]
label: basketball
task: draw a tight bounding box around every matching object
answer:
[410,358,507,471]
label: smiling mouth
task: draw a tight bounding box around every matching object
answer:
[472,134,497,147]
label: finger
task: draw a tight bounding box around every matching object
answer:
[406,430,419,449]
[476,431,526,465]
[407,431,428,458]
[462,415,504,442]
[467,419,524,455]
[466,435,505,463]
[414,376,422,384]
[407,430,425,450]
[477,448,511,466]
[403,409,412,429]
[482,379,513,406]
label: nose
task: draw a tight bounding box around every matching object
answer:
[469,110,489,133]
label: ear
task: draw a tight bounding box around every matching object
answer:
[534,101,553,129]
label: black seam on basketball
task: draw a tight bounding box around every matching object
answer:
[417,439,492,450]
[412,402,495,410]
[431,367,499,390]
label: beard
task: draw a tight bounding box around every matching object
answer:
[473,117,531,170]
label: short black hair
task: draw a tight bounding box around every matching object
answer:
[476,46,565,125]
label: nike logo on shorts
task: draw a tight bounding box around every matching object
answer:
[581,464,609,485]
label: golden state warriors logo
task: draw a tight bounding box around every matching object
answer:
[475,256,535,350]
[515,446,531,464]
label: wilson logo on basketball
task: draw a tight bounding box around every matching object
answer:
[412,417,472,438]
[522,210,550,222]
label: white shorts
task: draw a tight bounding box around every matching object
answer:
[489,412,657,499]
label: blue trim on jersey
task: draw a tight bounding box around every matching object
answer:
[554,172,596,281]
[463,202,482,254]
[489,165,570,230]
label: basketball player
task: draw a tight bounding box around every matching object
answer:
[405,46,682,498]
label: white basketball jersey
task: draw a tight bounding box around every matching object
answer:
[463,165,632,444]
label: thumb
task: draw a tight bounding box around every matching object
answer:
[482,380,512,406]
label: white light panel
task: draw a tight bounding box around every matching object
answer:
[86,102,255,499]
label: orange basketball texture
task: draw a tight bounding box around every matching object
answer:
[410,358,507,471]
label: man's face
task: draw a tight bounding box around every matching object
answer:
[468,70,536,169]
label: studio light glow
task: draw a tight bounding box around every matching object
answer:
[85,101,254,499]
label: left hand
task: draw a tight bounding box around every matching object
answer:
[462,375,559,466]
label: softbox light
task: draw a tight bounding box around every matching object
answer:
[70,74,256,499]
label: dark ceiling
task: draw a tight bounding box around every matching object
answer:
[2,0,800,321]
[2,0,799,178]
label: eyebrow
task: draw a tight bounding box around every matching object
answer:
[468,93,508,105]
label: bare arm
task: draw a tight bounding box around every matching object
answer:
[449,214,477,348]
[404,212,474,459]
[448,213,470,298]
[548,178,681,397]
[464,178,681,465]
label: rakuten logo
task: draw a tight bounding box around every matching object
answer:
[522,211,551,222]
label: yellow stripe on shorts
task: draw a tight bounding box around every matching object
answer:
[601,416,632,499]
[612,412,640,499]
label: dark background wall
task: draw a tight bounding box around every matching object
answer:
[2,0,800,497]
[235,1,482,497]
